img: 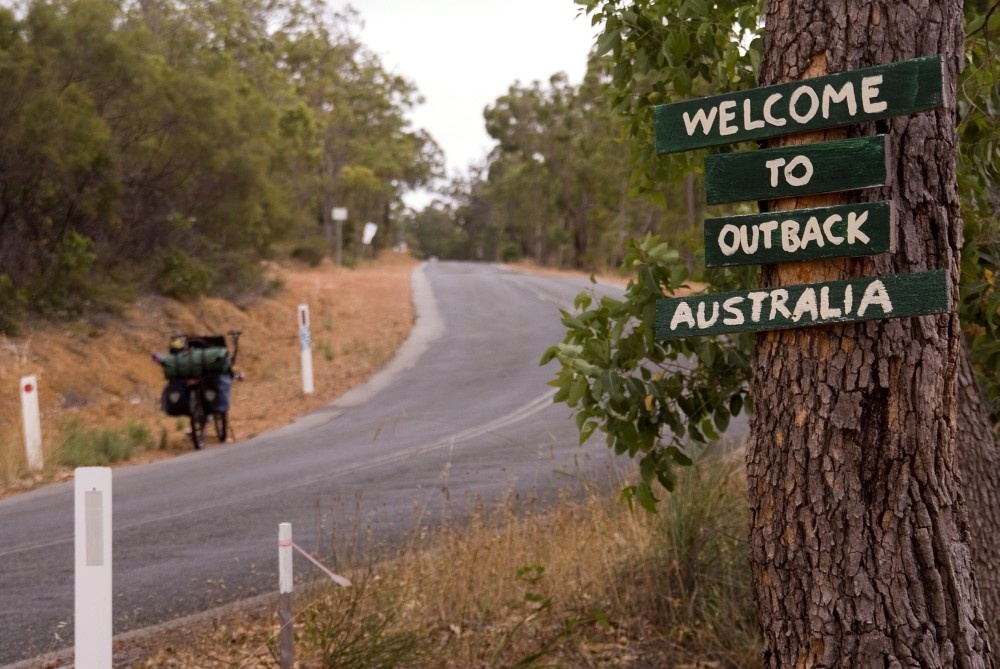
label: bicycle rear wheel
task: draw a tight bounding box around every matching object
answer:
[189,394,207,450]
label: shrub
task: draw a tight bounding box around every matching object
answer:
[58,420,153,468]
[291,238,329,267]
[154,246,214,299]
[0,273,26,335]
[501,243,522,263]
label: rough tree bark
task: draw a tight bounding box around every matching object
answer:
[959,348,1000,649]
[746,1,995,666]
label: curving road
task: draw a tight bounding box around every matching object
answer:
[0,261,640,666]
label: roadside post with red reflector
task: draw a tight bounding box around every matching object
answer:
[20,375,42,470]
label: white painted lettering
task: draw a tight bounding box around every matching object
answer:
[781,220,801,252]
[789,85,820,123]
[763,93,786,126]
[747,291,769,322]
[739,224,760,254]
[765,158,786,187]
[697,301,720,328]
[718,100,738,136]
[844,285,854,314]
[847,211,870,244]
[799,216,824,249]
[670,302,696,330]
[792,288,819,322]
[821,81,858,119]
[682,106,719,137]
[858,279,893,316]
[784,155,814,187]
[822,215,844,245]
[759,220,779,249]
[861,75,888,114]
[723,296,745,325]
[743,98,765,131]
[819,286,842,319]
[770,289,792,319]
[718,224,741,256]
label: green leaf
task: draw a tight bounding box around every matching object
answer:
[634,481,659,512]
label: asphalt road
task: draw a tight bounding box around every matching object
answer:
[0,261,644,666]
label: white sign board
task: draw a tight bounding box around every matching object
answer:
[362,222,378,245]
[332,207,348,221]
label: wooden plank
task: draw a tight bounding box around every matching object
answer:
[654,56,942,154]
[655,270,948,340]
[704,135,885,205]
[704,201,892,268]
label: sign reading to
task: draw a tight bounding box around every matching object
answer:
[655,270,948,340]
[704,135,886,205]
[704,201,892,268]
[654,56,942,154]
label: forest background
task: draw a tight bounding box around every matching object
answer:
[1,0,995,421]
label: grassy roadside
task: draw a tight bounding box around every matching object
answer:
[123,460,759,668]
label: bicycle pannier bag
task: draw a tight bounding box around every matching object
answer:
[161,379,190,416]
[202,373,233,413]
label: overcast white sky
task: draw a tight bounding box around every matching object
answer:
[334,1,599,207]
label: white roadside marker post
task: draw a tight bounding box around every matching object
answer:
[75,467,113,668]
[298,304,314,395]
[20,375,43,471]
[279,522,294,669]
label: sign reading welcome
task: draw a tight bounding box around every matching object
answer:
[650,56,947,340]
[654,56,942,154]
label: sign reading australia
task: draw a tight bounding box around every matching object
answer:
[654,56,942,154]
[655,271,947,340]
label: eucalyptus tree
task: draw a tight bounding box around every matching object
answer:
[547,0,1000,664]
[479,62,693,269]
[273,5,440,261]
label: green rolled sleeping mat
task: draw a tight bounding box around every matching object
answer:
[160,347,231,379]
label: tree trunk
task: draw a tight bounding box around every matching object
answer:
[746,1,994,666]
[958,347,1000,649]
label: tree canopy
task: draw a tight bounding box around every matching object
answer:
[0,0,440,333]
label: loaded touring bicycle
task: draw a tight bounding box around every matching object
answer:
[156,331,242,449]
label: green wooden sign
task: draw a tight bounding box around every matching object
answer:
[655,269,948,340]
[704,201,892,268]
[654,56,942,154]
[704,135,885,205]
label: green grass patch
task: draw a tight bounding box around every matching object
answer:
[58,420,153,468]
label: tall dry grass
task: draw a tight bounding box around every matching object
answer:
[135,460,761,668]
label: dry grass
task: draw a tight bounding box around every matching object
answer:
[0,252,417,497]
[125,460,760,669]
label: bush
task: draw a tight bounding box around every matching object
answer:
[300,574,425,669]
[291,237,329,267]
[154,246,214,299]
[29,231,101,319]
[501,243,522,263]
[58,420,153,468]
[0,273,26,335]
